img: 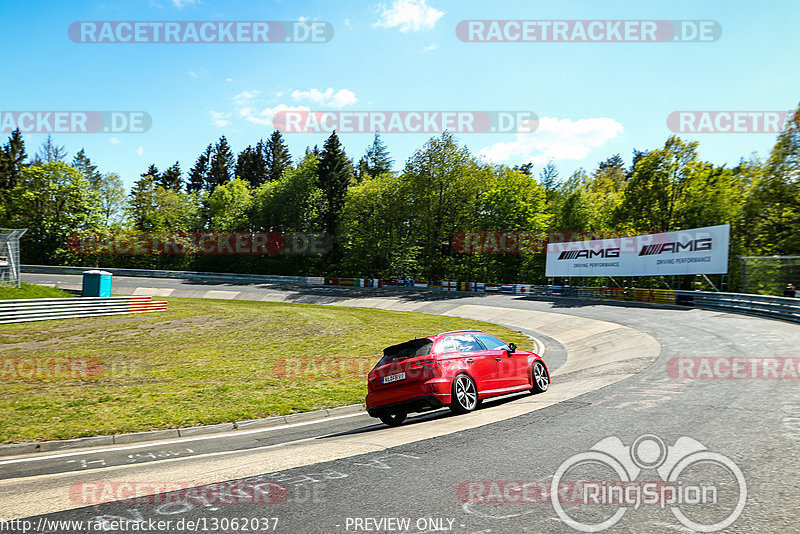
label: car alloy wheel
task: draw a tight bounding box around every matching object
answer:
[531,361,549,393]
[450,374,478,414]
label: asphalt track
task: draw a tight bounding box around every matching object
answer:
[3,273,800,533]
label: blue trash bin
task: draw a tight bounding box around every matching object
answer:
[82,270,113,297]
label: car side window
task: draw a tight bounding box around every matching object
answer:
[451,334,484,352]
[439,336,457,354]
[474,333,510,351]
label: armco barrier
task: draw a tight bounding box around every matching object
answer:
[675,290,800,323]
[21,265,800,323]
[0,296,168,324]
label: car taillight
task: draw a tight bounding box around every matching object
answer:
[368,371,379,382]
[408,358,439,371]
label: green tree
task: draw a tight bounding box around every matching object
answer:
[72,149,102,187]
[187,144,212,192]
[316,131,354,235]
[0,128,27,191]
[209,136,235,188]
[265,130,292,182]
[206,178,254,231]
[361,133,393,179]
[4,162,101,263]
[159,162,183,191]
[236,144,268,186]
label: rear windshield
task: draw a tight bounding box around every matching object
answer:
[374,338,433,368]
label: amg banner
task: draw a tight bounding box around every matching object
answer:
[545,224,730,277]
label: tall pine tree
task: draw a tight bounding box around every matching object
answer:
[235,144,268,186]
[72,148,102,187]
[316,131,354,235]
[0,129,27,190]
[265,130,292,182]
[159,161,183,190]
[187,144,212,192]
[208,136,234,188]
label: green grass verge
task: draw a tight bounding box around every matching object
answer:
[0,297,534,443]
[0,282,72,300]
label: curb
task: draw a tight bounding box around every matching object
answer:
[0,404,366,458]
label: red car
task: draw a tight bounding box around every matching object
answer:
[366,330,550,426]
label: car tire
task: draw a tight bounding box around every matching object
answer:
[379,411,407,427]
[449,373,479,414]
[530,361,549,394]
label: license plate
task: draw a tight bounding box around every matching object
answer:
[382,372,406,384]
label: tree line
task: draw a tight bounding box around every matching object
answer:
[0,103,798,291]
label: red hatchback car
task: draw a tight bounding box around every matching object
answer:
[366,330,550,426]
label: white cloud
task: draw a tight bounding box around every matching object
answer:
[172,0,196,7]
[109,137,120,145]
[478,117,624,165]
[423,42,438,52]
[298,16,311,24]
[291,88,357,108]
[239,104,311,126]
[210,110,231,127]
[187,70,197,78]
[225,77,233,83]
[136,146,144,156]
[344,18,353,30]
[233,90,260,104]
[373,0,444,32]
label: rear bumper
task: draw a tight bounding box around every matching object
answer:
[366,394,445,417]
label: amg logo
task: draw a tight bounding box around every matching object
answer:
[639,238,712,256]
[558,248,620,260]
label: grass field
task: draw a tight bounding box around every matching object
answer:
[0,282,72,300]
[0,297,534,443]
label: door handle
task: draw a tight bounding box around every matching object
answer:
[466,358,474,364]
[495,357,503,362]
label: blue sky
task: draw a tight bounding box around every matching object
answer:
[1,0,798,189]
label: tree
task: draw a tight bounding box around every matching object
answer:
[3,162,101,263]
[316,131,354,235]
[141,163,160,181]
[72,148,102,187]
[361,133,393,178]
[265,130,292,182]
[253,152,325,233]
[236,144,268,186]
[159,162,183,191]
[513,162,534,176]
[614,136,700,232]
[538,161,559,197]
[0,129,27,190]
[96,172,127,227]
[34,135,67,164]
[206,178,255,231]
[208,136,235,187]
[187,144,212,192]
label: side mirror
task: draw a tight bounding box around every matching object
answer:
[507,342,517,354]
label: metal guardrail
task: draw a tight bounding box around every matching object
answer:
[20,265,800,324]
[0,296,168,324]
[21,265,324,286]
[675,290,800,324]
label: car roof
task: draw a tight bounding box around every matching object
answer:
[435,329,486,337]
